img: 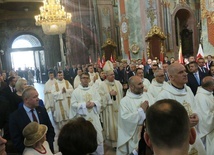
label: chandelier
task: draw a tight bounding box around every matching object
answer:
[35,0,72,35]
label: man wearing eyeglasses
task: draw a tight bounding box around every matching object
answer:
[147,69,166,99]
[69,72,104,155]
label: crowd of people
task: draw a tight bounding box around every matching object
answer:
[0,54,213,155]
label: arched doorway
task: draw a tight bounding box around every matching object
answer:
[10,34,45,83]
[172,6,199,58]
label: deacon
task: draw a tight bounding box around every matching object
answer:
[44,71,56,112]
[69,72,103,155]
[51,71,73,129]
[99,61,123,148]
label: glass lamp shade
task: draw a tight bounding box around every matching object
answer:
[41,21,66,35]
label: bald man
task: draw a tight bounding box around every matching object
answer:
[117,76,154,155]
[144,99,196,155]
[195,76,214,154]
[156,63,206,155]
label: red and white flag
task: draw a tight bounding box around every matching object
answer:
[197,44,204,60]
[110,54,115,62]
[178,43,183,64]
[127,51,131,64]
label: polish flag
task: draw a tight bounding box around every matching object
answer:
[142,52,146,65]
[127,51,131,64]
[97,55,102,68]
[196,44,204,60]
[110,54,115,62]
[89,55,92,63]
[178,43,183,64]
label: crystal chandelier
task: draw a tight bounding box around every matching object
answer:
[35,0,72,35]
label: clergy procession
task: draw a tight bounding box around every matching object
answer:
[0,55,214,155]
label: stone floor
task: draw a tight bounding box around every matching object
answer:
[34,83,116,155]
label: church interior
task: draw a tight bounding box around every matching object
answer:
[0,0,213,76]
[0,0,214,155]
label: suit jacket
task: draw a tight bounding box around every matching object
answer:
[9,106,55,153]
[114,68,120,81]
[128,71,135,79]
[187,72,205,95]
[198,67,209,76]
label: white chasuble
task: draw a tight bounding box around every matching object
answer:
[195,87,214,155]
[44,78,56,112]
[69,85,103,144]
[156,82,206,155]
[98,80,123,147]
[117,89,154,155]
[51,79,73,124]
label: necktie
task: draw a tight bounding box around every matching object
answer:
[194,73,200,85]
[30,109,38,122]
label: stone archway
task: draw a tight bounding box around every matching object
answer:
[10,34,46,82]
[171,5,199,59]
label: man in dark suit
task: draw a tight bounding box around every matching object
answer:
[113,62,120,81]
[144,58,152,75]
[197,58,209,76]
[128,64,136,79]
[187,61,206,95]
[63,65,73,85]
[9,86,55,153]
[206,55,213,70]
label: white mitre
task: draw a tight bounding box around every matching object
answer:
[103,60,114,74]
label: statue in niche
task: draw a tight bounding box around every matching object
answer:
[180,25,193,56]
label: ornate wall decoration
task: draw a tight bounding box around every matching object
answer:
[179,0,186,5]
[146,0,156,26]
[145,25,167,41]
[102,7,110,16]
[120,15,130,40]
[201,0,214,24]
[130,43,140,54]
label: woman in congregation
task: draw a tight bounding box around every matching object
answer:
[58,117,97,155]
[22,122,60,155]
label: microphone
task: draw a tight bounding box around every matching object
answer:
[111,84,116,101]
[112,95,116,101]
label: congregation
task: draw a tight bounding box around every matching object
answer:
[0,54,213,155]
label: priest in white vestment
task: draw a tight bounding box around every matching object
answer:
[69,72,104,155]
[135,68,150,91]
[73,69,82,89]
[117,76,153,155]
[44,71,56,112]
[51,71,74,129]
[98,61,123,148]
[147,69,166,99]
[88,64,100,86]
[194,76,214,155]
[156,63,206,155]
[93,71,106,90]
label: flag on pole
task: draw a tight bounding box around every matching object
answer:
[101,55,105,68]
[196,44,204,60]
[127,51,131,64]
[160,43,164,63]
[89,55,92,64]
[110,53,114,62]
[178,42,183,64]
[97,54,102,68]
[142,51,146,65]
